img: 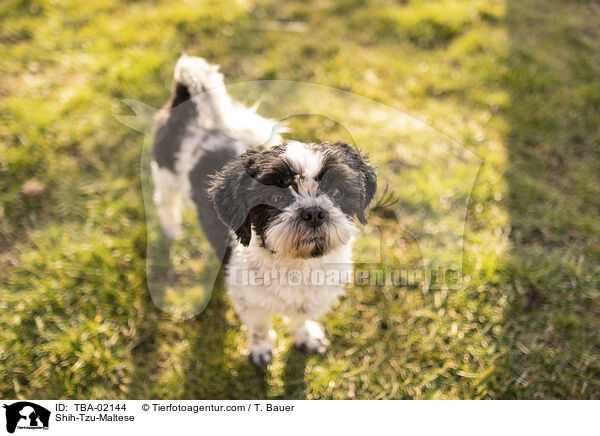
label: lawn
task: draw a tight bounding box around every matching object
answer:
[1,0,599,399]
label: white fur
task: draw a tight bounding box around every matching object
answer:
[283,140,324,179]
[228,232,354,314]
[227,232,354,362]
[283,141,323,196]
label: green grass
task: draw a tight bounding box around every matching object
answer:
[1,0,599,399]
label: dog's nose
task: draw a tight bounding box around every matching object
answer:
[299,207,328,227]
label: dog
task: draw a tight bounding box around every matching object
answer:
[152,55,377,367]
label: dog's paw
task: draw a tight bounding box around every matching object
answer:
[248,329,276,368]
[294,321,330,354]
[295,336,330,354]
[249,349,272,368]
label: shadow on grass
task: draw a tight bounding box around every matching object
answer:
[281,347,309,399]
[494,0,600,398]
[182,286,271,399]
[130,268,272,399]
[135,229,282,398]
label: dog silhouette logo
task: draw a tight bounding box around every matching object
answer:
[2,402,50,433]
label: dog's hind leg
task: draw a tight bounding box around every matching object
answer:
[151,162,183,239]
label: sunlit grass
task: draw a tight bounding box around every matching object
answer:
[1,0,599,399]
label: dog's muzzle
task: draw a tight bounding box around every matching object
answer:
[299,206,328,228]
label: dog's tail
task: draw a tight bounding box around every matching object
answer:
[168,54,226,108]
[168,54,285,146]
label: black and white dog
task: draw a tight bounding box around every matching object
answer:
[152,55,377,367]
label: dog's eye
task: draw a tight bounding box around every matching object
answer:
[328,187,343,199]
[269,193,283,204]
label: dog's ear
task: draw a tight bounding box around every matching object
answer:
[330,141,377,224]
[359,157,377,224]
[207,151,261,246]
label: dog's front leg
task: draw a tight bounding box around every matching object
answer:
[237,306,276,367]
[288,315,330,354]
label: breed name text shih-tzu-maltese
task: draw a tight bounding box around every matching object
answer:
[152,55,377,367]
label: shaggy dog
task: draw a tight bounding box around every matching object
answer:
[152,55,377,366]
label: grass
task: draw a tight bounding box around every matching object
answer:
[1,0,599,399]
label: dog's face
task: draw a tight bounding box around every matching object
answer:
[208,141,377,259]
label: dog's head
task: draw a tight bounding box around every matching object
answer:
[208,140,377,258]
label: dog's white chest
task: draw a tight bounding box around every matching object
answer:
[226,239,354,317]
